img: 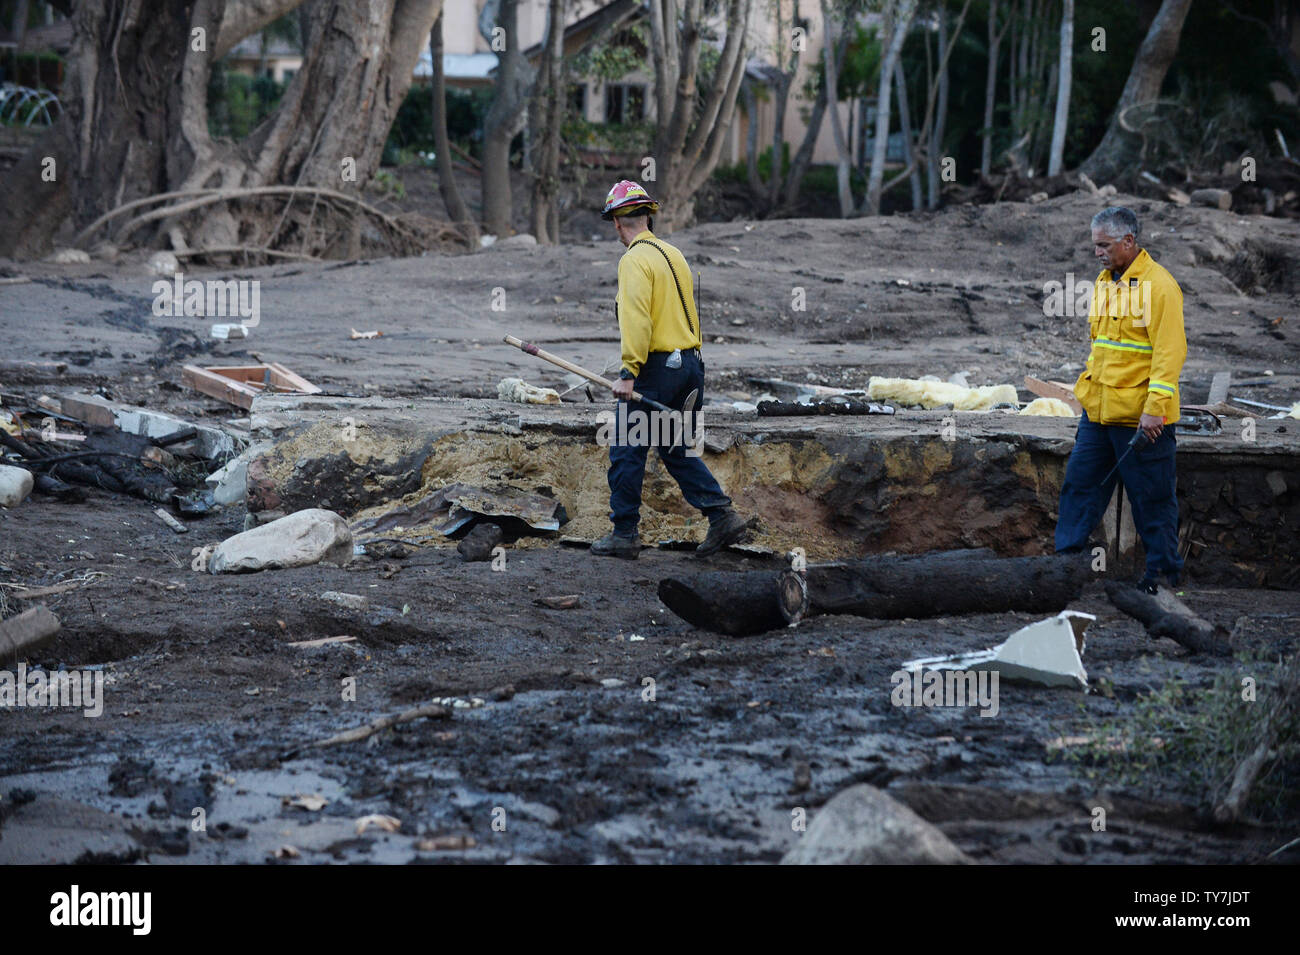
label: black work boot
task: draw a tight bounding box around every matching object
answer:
[591,531,640,559]
[695,509,751,557]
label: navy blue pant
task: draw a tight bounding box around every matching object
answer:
[1055,411,1182,580]
[608,350,731,536]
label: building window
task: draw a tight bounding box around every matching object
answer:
[604,83,644,124]
[568,83,587,117]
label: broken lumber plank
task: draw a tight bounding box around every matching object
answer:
[182,364,261,409]
[1024,376,1084,414]
[1103,580,1232,655]
[154,507,188,534]
[287,635,357,648]
[658,552,1092,637]
[182,363,321,410]
[0,606,61,659]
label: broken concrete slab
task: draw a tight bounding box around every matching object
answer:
[0,606,61,658]
[902,610,1094,691]
[781,784,972,865]
[56,392,243,460]
[205,441,270,507]
[209,508,353,574]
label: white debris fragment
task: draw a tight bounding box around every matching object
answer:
[902,610,1094,691]
[434,697,485,709]
[0,465,34,508]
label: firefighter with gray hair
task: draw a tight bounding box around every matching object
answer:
[1055,206,1188,592]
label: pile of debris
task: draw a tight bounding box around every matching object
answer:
[0,390,248,524]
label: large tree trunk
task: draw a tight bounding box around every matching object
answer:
[431,10,475,241]
[214,0,305,58]
[743,78,765,198]
[766,2,802,210]
[658,551,1092,637]
[894,59,923,210]
[528,0,566,244]
[648,0,754,231]
[866,0,967,213]
[780,27,842,210]
[820,0,855,217]
[480,0,529,237]
[1080,0,1193,184]
[980,0,1006,176]
[1047,0,1073,175]
[926,1,949,209]
[0,0,443,261]
[11,0,31,50]
[863,0,917,215]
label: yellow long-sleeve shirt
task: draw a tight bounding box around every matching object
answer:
[615,230,702,378]
[1074,248,1187,425]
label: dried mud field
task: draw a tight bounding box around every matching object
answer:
[1,191,1298,864]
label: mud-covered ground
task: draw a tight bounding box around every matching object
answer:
[1,190,1298,864]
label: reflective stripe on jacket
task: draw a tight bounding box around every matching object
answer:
[1073,248,1187,425]
[615,230,701,378]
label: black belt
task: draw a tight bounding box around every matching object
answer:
[652,348,701,358]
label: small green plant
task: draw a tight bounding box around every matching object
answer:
[1053,653,1299,821]
[368,169,405,199]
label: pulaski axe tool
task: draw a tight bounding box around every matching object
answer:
[504,335,697,418]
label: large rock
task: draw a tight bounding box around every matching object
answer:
[0,465,34,507]
[209,508,353,574]
[781,784,972,865]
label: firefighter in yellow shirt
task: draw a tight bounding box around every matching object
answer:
[590,180,750,559]
[1055,206,1188,592]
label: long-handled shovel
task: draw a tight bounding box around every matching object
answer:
[504,335,697,417]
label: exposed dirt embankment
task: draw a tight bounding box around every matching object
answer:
[244,396,1299,585]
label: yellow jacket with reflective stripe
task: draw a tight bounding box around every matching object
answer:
[615,230,701,378]
[1073,248,1186,425]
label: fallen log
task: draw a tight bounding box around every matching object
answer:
[756,398,895,417]
[0,606,61,660]
[1103,580,1232,656]
[658,551,1091,636]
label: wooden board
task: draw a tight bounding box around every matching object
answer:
[182,363,321,410]
[1024,376,1084,414]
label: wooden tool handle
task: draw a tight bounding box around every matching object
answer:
[503,335,610,391]
[502,334,671,413]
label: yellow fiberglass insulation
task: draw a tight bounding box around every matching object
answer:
[1019,397,1078,417]
[867,377,1018,411]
